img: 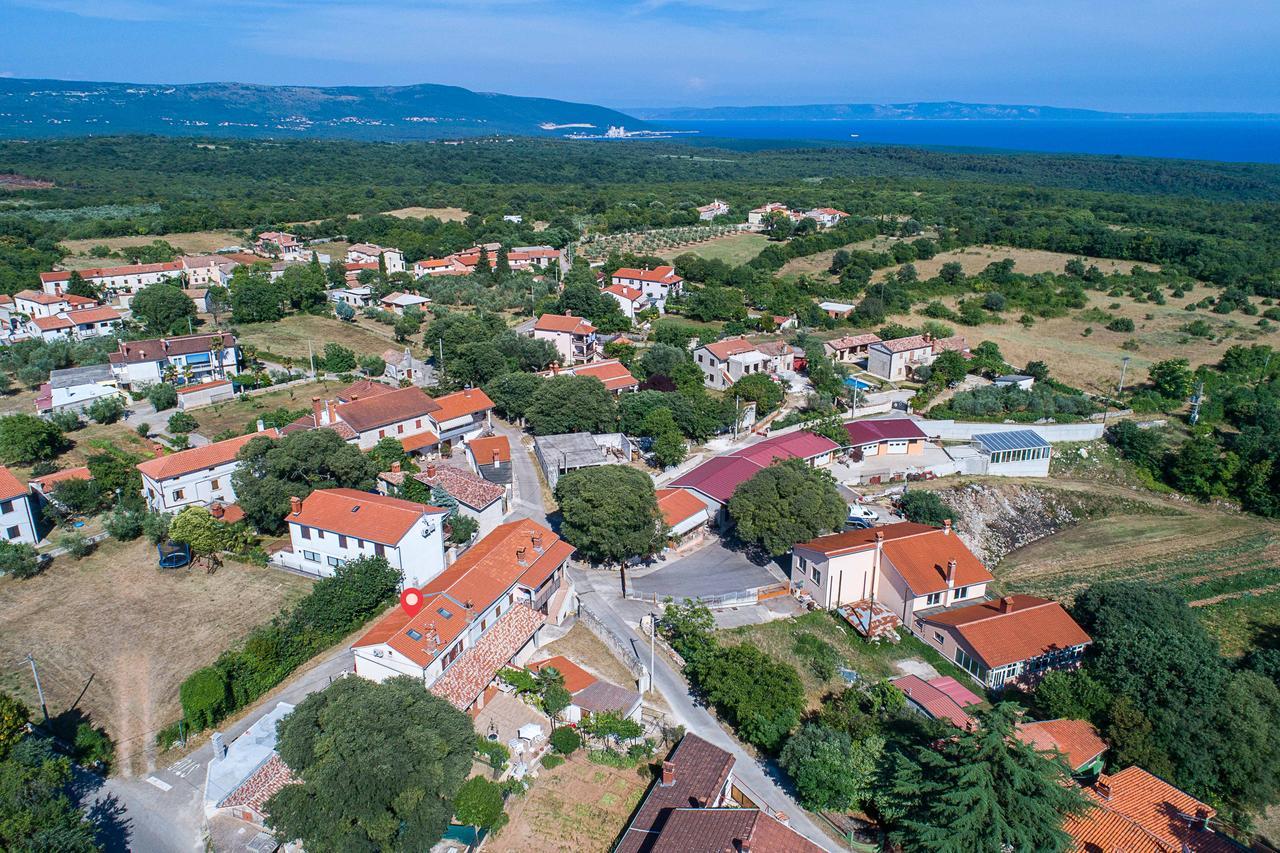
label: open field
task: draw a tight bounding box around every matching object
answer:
[58,229,243,262]
[721,610,972,706]
[874,244,1160,283]
[660,231,769,265]
[233,313,403,364]
[383,206,470,221]
[491,752,649,853]
[190,378,343,437]
[0,385,41,417]
[995,478,1280,656]
[4,419,160,483]
[895,283,1279,392]
[0,537,313,774]
[778,235,916,279]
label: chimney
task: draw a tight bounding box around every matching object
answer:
[256,418,265,433]
[774,811,789,826]
[551,362,560,375]
[1095,775,1112,800]
[464,388,472,398]
[661,761,675,787]
[326,400,336,425]
[943,518,952,536]
[210,502,224,519]
[350,394,359,402]
[426,463,437,478]
[311,397,322,425]
[516,546,526,564]
[532,533,543,552]
[946,559,957,589]
[999,595,1015,613]
[869,529,886,601]
[492,449,501,469]
[391,461,401,474]
[290,496,302,515]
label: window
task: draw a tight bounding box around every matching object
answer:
[415,419,422,428]
[811,567,822,585]
[5,525,18,540]
[300,526,311,540]
[172,489,185,501]
[933,631,946,646]
[954,585,969,600]
[210,478,220,490]
[397,425,404,434]
[374,543,385,558]
[338,534,347,548]
[327,556,343,568]
[303,550,319,562]
[925,592,943,606]
[378,430,385,438]
[0,499,12,514]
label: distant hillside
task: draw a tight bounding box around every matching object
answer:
[0,77,643,140]
[632,101,1280,122]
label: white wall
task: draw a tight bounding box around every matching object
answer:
[142,462,241,513]
[0,494,38,546]
[285,510,446,589]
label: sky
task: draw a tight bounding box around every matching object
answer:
[1,0,1277,112]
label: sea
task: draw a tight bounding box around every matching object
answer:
[648,120,1280,164]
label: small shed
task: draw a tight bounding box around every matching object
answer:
[533,432,633,490]
[993,374,1035,390]
[176,378,235,411]
[973,429,1052,477]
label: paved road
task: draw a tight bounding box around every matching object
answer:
[571,565,838,851]
[629,539,783,599]
[491,417,549,521]
[83,646,354,852]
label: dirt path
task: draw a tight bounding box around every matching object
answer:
[1190,581,1280,608]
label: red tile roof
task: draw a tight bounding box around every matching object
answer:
[534,313,595,335]
[217,753,295,814]
[874,334,932,353]
[338,379,396,402]
[699,336,759,361]
[731,431,839,467]
[136,429,277,481]
[65,306,122,325]
[655,488,709,528]
[616,734,737,853]
[844,417,928,445]
[882,527,992,595]
[795,521,937,557]
[430,388,493,423]
[612,265,681,284]
[1016,719,1108,772]
[921,595,1092,669]
[527,655,597,694]
[669,456,765,505]
[334,386,440,433]
[0,466,28,501]
[32,315,74,331]
[540,359,639,393]
[603,283,645,302]
[826,333,882,351]
[650,808,824,852]
[467,435,510,465]
[29,466,92,493]
[1066,766,1236,853]
[430,603,545,709]
[39,261,183,283]
[110,332,236,365]
[890,674,981,729]
[400,431,440,452]
[288,488,443,545]
[381,463,504,510]
[175,378,231,394]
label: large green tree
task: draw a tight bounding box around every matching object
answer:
[728,372,784,418]
[727,457,845,555]
[554,465,666,564]
[0,735,99,852]
[690,643,804,752]
[526,375,616,435]
[885,703,1087,853]
[232,429,377,533]
[0,414,66,463]
[131,282,196,335]
[779,723,882,811]
[484,372,542,422]
[265,676,473,852]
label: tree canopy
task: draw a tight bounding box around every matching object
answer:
[232,429,377,533]
[727,457,845,555]
[131,281,196,335]
[525,375,616,436]
[554,465,666,563]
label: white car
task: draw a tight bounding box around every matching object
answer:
[846,503,878,526]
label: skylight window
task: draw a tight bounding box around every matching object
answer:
[437,607,453,619]
[406,629,422,641]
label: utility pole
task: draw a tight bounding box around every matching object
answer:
[438,337,445,381]
[26,654,48,722]
[1117,356,1131,396]
[308,340,316,378]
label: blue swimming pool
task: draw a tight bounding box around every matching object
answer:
[844,377,874,391]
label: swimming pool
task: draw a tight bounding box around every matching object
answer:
[844,377,874,391]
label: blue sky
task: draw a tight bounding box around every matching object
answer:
[1,0,1276,112]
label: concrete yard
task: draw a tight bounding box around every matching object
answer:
[628,538,783,600]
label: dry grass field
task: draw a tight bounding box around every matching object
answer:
[190,378,342,437]
[491,753,649,853]
[233,314,403,364]
[58,230,244,262]
[0,537,312,774]
[873,245,1160,283]
[537,623,669,714]
[2,420,160,483]
[383,206,471,221]
[660,231,769,265]
[778,235,915,279]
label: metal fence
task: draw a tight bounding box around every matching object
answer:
[623,581,787,610]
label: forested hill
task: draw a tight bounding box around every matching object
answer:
[0,77,641,140]
[633,101,1280,121]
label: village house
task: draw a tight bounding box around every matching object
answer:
[350,518,576,712]
[609,265,683,310]
[693,336,792,390]
[818,300,856,319]
[824,333,882,363]
[616,733,821,853]
[534,432,634,490]
[413,256,471,277]
[428,387,495,448]
[600,283,650,321]
[29,466,94,515]
[844,417,930,459]
[655,487,712,550]
[747,202,791,227]
[108,332,240,388]
[915,594,1092,689]
[38,261,184,296]
[696,199,730,220]
[536,359,638,395]
[0,467,39,546]
[379,291,431,316]
[526,656,642,724]
[137,430,278,514]
[867,333,970,382]
[183,288,213,314]
[273,488,448,588]
[175,378,236,411]
[254,231,305,260]
[803,207,850,228]
[327,285,372,309]
[345,243,405,274]
[381,347,434,387]
[27,306,123,342]
[791,521,993,622]
[377,460,508,539]
[1064,766,1238,853]
[204,701,295,831]
[179,255,237,288]
[532,313,600,365]
[464,435,512,490]
[13,289,98,319]
[1015,718,1108,776]
[36,364,122,417]
[413,246,562,279]
[287,385,492,452]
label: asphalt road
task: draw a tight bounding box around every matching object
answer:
[629,539,784,599]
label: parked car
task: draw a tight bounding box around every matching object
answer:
[846,503,878,522]
[844,517,875,531]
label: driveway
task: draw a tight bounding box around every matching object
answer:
[490,417,550,523]
[630,539,784,599]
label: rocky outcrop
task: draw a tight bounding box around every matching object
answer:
[935,483,1103,567]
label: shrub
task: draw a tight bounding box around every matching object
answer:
[57,532,93,559]
[87,396,126,424]
[550,725,582,755]
[180,666,230,730]
[136,422,151,437]
[168,411,198,433]
[73,722,115,770]
[146,383,178,411]
[541,753,565,770]
[898,491,955,526]
[1106,317,1136,332]
[0,541,42,579]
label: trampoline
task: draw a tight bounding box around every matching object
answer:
[158,540,191,569]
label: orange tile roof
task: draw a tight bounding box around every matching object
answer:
[611,266,681,284]
[921,595,1092,669]
[175,378,231,394]
[38,261,182,283]
[15,289,69,305]
[335,386,440,433]
[400,431,440,452]
[890,674,980,729]
[1065,766,1236,853]
[136,429,278,481]
[699,336,759,361]
[540,359,639,392]
[0,466,28,501]
[875,334,932,353]
[65,306,122,324]
[795,521,938,557]
[32,315,74,331]
[430,388,494,423]
[825,333,881,350]
[430,604,546,709]
[29,466,92,492]
[337,378,395,402]
[287,488,444,545]
[881,527,992,595]
[655,488,708,528]
[467,435,510,465]
[528,655,597,694]
[1016,719,1108,772]
[534,313,595,335]
[603,283,645,302]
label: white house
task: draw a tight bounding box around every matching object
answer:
[137,430,278,513]
[382,348,434,387]
[38,262,184,296]
[108,332,240,389]
[346,243,406,274]
[13,290,98,318]
[610,266,683,310]
[601,283,650,321]
[37,364,123,417]
[328,286,372,309]
[179,255,237,288]
[532,314,600,365]
[526,656,642,724]
[0,467,39,546]
[693,336,793,390]
[28,306,123,342]
[696,200,730,220]
[377,460,508,540]
[426,388,494,448]
[254,231,305,261]
[380,291,431,316]
[866,334,969,382]
[747,202,790,227]
[802,207,850,228]
[276,488,448,589]
[350,518,576,712]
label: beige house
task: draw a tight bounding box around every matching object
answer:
[867,333,969,382]
[824,333,882,364]
[694,336,794,390]
[532,313,600,365]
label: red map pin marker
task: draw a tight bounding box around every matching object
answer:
[400,588,424,617]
